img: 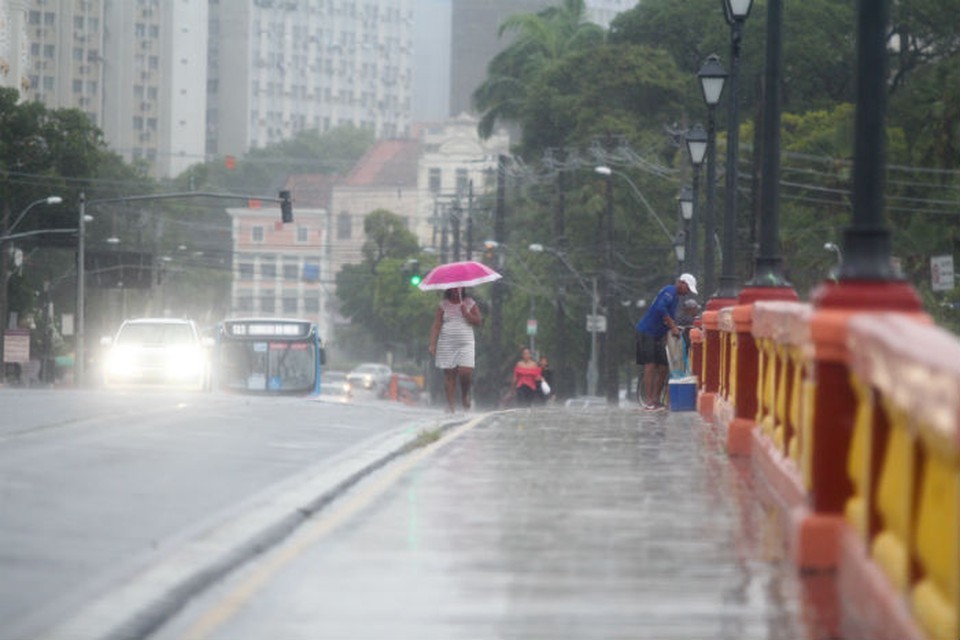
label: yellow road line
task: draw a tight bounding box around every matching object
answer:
[180,415,485,640]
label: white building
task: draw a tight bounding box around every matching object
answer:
[208,0,414,158]
[227,205,333,343]
[0,0,208,179]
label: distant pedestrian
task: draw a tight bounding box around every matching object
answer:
[537,355,554,403]
[512,347,542,407]
[635,273,697,410]
[429,287,482,413]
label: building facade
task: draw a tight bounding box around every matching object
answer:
[0,0,207,179]
[227,205,333,343]
[208,0,413,159]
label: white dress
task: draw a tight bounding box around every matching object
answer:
[435,297,476,369]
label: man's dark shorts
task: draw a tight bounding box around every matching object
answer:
[636,332,668,366]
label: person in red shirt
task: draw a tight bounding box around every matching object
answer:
[513,347,542,407]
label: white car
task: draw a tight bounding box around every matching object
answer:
[102,318,210,390]
[346,363,392,391]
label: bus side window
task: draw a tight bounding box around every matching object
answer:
[319,347,327,366]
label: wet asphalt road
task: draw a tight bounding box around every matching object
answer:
[150,406,828,640]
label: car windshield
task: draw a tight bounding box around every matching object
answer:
[116,323,195,346]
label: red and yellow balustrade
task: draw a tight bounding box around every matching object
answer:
[696,298,956,640]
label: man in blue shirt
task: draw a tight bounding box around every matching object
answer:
[635,273,698,409]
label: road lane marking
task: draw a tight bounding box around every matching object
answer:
[179,414,486,640]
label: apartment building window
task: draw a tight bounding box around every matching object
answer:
[86,50,99,62]
[238,263,254,280]
[149,56,159,70]
[73,47,83,61]
[44,12,55,26]
[456,168,469,195]
[42,76,53,90]
[43,45,54,58]
[28,11,40,25]
[282,296,298,314]
[147,87,157,100]
[260,292,275,313]
[429,168,441,193]
[86,81,97,93]
[252,226,264,243]
[304,294,320,314]
[303,261,320,282]
[88,17,99,30]
[135,23,146,37]
[296,226,308,243]
[133,116,143,130]
[283,262,299,281]
[147,118,157,131]
[337,212,352,239]
[30,43,41,57]
[73,80,82,93]
[261,262,276,279]
[237,296,253,312]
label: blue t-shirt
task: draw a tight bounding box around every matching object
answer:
[635,284,679,338]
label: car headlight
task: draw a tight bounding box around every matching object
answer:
[105,347,136,377]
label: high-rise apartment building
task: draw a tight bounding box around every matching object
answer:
[448,0,634,117]
[0,0,208,179]
[208,0,413,159]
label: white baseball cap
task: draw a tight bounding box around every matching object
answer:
[679,273,698,295]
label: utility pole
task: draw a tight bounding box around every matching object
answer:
[602,166,618,405]
[491,154,506,393]
[466,181,473,261]
[0,203,9,381]
[554,165,567,398]
[76,193,86,387]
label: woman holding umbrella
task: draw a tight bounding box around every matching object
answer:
[428,287,483,413]
[421,260,501,413]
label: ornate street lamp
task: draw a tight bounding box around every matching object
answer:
[697,54,727,298]
[685,123,707,282]
[678,184,693,276]
[717,0,753,301]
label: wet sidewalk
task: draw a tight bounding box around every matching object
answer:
[153,406,830,640]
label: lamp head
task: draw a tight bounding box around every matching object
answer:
[685,123,708,166]
[594,166,612,176]
[46,196,63,205]
[723,0,754,23]
[528,243,544,253]
[697,54,728,107]
[678,185,694,221]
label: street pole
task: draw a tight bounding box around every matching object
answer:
[718,3,751,300]
[554,167,567,398]
[602,170,618,405]
[76,192,86,387]
[465,181,473,261]
[705,104,719,297]
[587,276,598,397]
[490,155,506,398]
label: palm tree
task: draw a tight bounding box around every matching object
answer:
[472,0,605,140]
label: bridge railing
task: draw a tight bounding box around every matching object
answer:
[701,300,957,640]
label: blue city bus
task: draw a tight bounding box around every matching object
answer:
[213,318,325,395]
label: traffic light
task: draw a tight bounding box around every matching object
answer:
[407,259,421,286]
[279,190,293,223]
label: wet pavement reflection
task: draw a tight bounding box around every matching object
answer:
[156,407,835,640]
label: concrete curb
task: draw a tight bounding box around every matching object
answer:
[39,412,472,640]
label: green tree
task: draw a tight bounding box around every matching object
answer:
[361,209,420,269]
[472,0,605,141]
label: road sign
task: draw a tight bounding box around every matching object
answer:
[526,318,537,336]
[931,255,954,291]
[3,329,30,363]
[586,314,606,333]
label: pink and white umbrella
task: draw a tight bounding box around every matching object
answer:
[417,260,502,291]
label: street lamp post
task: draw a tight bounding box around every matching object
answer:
[697,54,727,298]
[601,167,617,405]
[528,243,598,396]
[685,123,707,280]
[677,185,694,275]
[0,195,63,383]
[718,0,754,300]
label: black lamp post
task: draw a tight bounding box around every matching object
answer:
[677,185,693,275]
[697,54,727,298]
[745,0,790,289]
[685,124,707,281]
[717,0,753,300]
[601,167,617,405]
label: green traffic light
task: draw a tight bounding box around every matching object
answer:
[410,274,422,286]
